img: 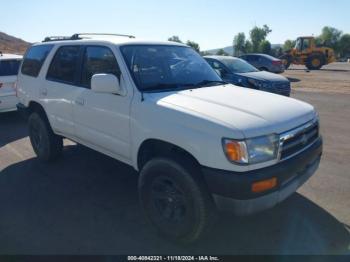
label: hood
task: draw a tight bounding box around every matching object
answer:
[147,84,315,138]
[237,71,288,82]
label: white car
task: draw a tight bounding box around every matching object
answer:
[17,34,322,243]
[0,52,22,112]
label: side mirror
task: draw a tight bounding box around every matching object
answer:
[91,74,122,95]
[214,69,222,77]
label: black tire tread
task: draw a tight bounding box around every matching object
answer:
[138,157,216,244]
[28,112,63,162]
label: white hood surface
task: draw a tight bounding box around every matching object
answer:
[149,84,315,138]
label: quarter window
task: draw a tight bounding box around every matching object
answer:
[21,45,53,77]
[47,46,80,84]
[81,46,120,88]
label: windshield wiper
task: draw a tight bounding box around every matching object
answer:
[181,80,227,89]
[141,83,180,92]
[141,80,227,93]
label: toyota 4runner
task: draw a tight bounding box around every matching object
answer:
[17,33,322,243]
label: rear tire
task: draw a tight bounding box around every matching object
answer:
[306,54,324,70]
[138,157,215,244]
[28,112,63,162]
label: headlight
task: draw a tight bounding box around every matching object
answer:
[247,79,269,89]
[223,134,279,165]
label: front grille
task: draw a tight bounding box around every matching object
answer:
[280,120,319,160]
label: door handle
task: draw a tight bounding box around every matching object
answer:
[40,88,48,96]
[75,98,85,106]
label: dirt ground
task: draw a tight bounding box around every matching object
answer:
[283,62,350,94]
[0,63,349,254]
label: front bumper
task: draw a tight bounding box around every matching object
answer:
[202,137,322,216]
[16,103,30,119]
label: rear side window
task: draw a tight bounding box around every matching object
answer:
[0,60,21,76]
[247,55,258,62]
[47,46,80,84]
[81,46,120,88]
[21,45,53,77]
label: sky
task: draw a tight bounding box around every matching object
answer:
[1,0,349,50]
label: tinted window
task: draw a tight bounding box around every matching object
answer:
[247,55,258,62]
[81,46,120,88]
[209,60,229,74]
[0,60,21,76]
[302,39,310,51]
[21,45,53,77]
[121,45,221,92]
[47,46,80,84]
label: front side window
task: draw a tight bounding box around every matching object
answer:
[302,39,310,51]
[0,59,21,76]
[21,45,53,77]
[121,45,222,92]
[81,46,121,88]
[47,46,80,84]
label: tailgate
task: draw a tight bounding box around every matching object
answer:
[0,76,17,96]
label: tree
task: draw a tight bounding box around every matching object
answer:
[319,26,342,50]
[339,34,350,58]
[186,40,200,53]
[168,36,183,43]
[283,39,295,51]
[244,40,253,53]
[259,40,271,54]
[200,51,212,56]
[216,49,229,56]
[233,32,246,56]
[250,25,272,52]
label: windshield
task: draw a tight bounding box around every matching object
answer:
[221,58,258,73]
[121,45,223,92]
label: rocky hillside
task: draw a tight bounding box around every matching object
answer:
[0,31,31,54]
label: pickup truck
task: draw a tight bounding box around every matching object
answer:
[17,33,322,243]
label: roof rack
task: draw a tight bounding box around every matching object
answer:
[72,33,135,39]
[43,36,74,42]
[43,33,135,42]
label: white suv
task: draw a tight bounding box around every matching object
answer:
[17,34,322,243]
[0,52,22,112]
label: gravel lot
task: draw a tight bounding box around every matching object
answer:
[0,63,349,255]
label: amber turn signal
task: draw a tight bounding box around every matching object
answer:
[252,177,277,193]
[223,140,248,163]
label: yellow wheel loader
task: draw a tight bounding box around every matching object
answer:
[280,36,336,70]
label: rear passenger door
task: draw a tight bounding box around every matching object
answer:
[44,45,82,137]
[73,45,132,163]
[246,55,259,68]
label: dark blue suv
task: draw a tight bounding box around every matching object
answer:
[204,56,291,96]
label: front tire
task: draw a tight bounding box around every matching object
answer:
[306,54,324,70]
[28,112,63,162]
[138,157,215,244]
[280,55,291,69]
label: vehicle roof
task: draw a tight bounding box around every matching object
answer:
[33,36,187,47]
[240,53,279,60]
[0,53,23,60]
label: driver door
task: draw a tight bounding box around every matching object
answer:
[73,45,132,163]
